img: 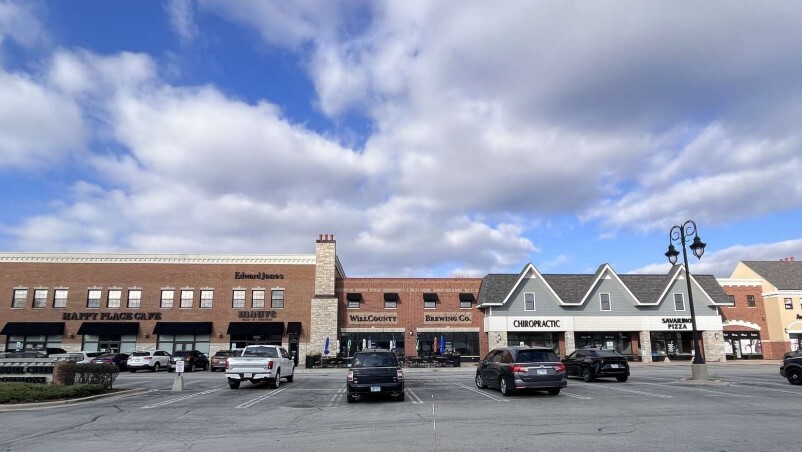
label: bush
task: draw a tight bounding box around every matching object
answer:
[57,363,120,389]
[0,383,107,404]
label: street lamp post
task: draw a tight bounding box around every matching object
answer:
[664,220,708,380]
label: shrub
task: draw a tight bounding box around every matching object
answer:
[57,363,119,389]
[0,383,107,404]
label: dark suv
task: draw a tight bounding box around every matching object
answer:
[780,352,802,385]
[168,350,209,372]
[346,349,404,403]
[475,346,567,396]
[210,350,239,372]
[562,348,630,382]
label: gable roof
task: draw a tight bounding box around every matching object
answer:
[576,264,640,306]
[476,274,518,307]
[543,274,596,305]
[743,261,802,290]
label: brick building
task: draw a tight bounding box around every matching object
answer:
[717,278,771,359]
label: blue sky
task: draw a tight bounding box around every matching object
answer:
[2,0,802,278]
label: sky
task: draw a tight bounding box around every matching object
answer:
[1,0,802,278]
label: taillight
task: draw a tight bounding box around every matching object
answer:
[555,363,565,373]
[144,357,152,360]
[226,358,230,370]
[347,370,354,382]
[511,365,528,373]
[397,369,404,380]
[267,361,274,369]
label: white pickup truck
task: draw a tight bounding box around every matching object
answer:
[225,345,295,389]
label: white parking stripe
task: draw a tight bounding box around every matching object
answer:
[141,388,221,409]
[236,387,287,409]
[406,388,424,404]
[731,383,802,397]
[592,385,672,398]
[328,384,346,407]
[562,392,593,400]
[635,381,752,398]
[453,382,510,402]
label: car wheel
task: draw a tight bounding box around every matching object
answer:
[168,368,174,373]
[129,368,136,373]
[787,368,802,385]
[581,366,594,382]
[547,388,561,396]
[153,363,161,372]
[475,373,487,389]
[394,392,405,402]
[228,380,240,389]
[616,375,629,382]
[286,373,294,383]
[499,377,513,396]
[346,392,356,403]
[271,370,281,389]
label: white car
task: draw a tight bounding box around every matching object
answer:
[50,351,102,363]
[128,350,171,372]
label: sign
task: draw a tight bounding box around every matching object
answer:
[424,312,472,323]
[176,360,185,373]
[347,313,398,324]
[238,310,278,320]
[661,317,692,330]
[63,312,162,321]
[235,272,284,280]
[0,361,54,384]
[507,317,567,331]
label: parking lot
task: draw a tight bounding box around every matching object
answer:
[1,362,800,451]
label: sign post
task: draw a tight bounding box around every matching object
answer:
[171,359,184,392]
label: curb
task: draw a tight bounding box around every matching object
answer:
[0,387,150,411]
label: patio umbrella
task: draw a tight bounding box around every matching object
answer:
[390,338,396,351]
[368,338,372,349]
[415,338,419,352]
[336,339,341,354]
[433,336,439,354]
[324,337,330,355]
[362,338,366,350]
[347,339,352,356]
[440,336,446,355]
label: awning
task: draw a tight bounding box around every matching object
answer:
[384,293,399,301]
[287,322,302,335]
[77,322,139,336]
[459,293,476,302]
[227,322,285,335]
[0,322,64,336]
[346,293,362,301]
[152,322,213,335]
[423,293,438,301]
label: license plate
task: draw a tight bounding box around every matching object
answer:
[537,369,547,375]
[610,364,619,368]
[370,386,381,392]
[244,373,252,378]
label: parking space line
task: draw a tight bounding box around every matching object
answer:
[562,392,592,400]
[453,382,510,402]
[141,388,221,409]
[406,388,424,404]
[236,387,287,409]
[635,382,752,398]
[591,385,672,398]
[730,383,802,397]
[328,384,346,407]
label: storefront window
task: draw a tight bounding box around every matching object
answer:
[650,331,693,360]
[230,334,281,350]
[82,334,137,353]
[339,332,406,358]
[5,334,63,352]
[415,332,478,357]
[723,332,762,359]
[507,332,558,353]
[575,332,632,354]
[158,334,211,354]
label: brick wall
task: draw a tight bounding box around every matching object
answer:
[719,284,781,358]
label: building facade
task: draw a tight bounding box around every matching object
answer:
[717,278,770,359]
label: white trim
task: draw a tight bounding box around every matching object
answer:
[716,278,763,287]
[763,290,802,297]
[599,293,611,311]
[0,252,316,265]
[500,263,564,306]
[416,327,480,333]
[340,328,406,333]
[673,293,686,312]
[579,264,639,306]
[722,320,761,330]
[524,292,536,311]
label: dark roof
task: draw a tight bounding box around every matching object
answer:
[477,274,518,306]
[743,261,802,290]
[542,274,595,304]
[694,274,732,305]
[619,275,669,304]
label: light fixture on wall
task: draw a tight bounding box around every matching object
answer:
[218,333,223,338]
[69,333,75,339]
[144,333,150,339]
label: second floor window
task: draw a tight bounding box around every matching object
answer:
[252,290,265,308]
[728,294,736,306]
[53,289,68,308]
[673,293,685,311]
[180,290,193,308]
[600,293,612,311]
[161,290,174,308]
[87,289,102,308]
[785,298,793,310]
[200,290,213,308]
[12,289,27,308]
[233,290,245,308]
[128,289,141,308]
[746,295,756,308]
[524,293,536,311]
[272,290,285,309]
[33,289,48,308]
[107,290,122,308]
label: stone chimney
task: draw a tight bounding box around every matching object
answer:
[309,234,338,364]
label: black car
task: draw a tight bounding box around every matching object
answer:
[168,350,209,372]
[92,353,130,370]
[475,346,567,396]
[346,349,404,403]
[780,352,802,385]
[562,348,630,382]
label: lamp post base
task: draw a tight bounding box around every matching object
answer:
[691,363,709,381]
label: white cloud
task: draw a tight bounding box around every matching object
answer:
[164,0,198,46]
[0,0,46,50]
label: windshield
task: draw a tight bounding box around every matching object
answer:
[242,347,278,358]
[353,353,398,367]
[215,351,236,356]
[515,350,560,363]
[589,350,623,357]
[132,352,151,356]
[174,351,192,357]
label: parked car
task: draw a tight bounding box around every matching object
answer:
[92,353,130,370]
[346,349,404,403]
[128,350,171,372]
[0,350,47,359]
[168,350,209,372]
[50,351,103,363]
[562,348,630,382]
[475,346,566,396]
[225,345,294,389]
[780,352,802,385]
[210,350,239,372]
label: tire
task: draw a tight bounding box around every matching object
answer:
[475,373,487,389]
[395,392,405,402]
[547,388,561,395]
[286,372,294,383]
[581,366,594,383]
[499,377,513,396]
[168,369,174,373]
[129,369,136,373]
[153,362,161,372]
[271,370,281,389]
[787,368,802,385]
[616,375,629,382]
[228,380,240,389]
[346,393,356,403]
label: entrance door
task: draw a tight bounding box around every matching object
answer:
[289,334,300,366]
[174,342,194,352]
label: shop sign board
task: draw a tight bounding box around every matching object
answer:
[63,312,162,321]
[424,312,472,323]
[507,317,570,331]
[0,360,54,384]
[347,312,398,324]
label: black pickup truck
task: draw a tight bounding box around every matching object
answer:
[780,351,802,385]
[346,349,404,403]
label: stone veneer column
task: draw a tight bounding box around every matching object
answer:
[639,331,652,363]
[703,331,725,363]
[309,235,338,363]
[487,331,507,351]
[564,331,576,356]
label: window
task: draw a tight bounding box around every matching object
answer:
[674,293,685,311]
[180,290,193,308]
[200,290,213,308]
[459,293,474,309]
[160,290,174,308]
[746,295,756,308]
[524,292,536,311]
[87,289,102,308]
[33,289,48,308]
[128,289,141,308]
[271,290,284,309]
[786,298,793,310]
[384,296,396,309]
[12,289,27,308]
[252,290,265,308]
[423,293,437,309]
[107,290,122,308]
[347,293,361,309]
[233,290,246,308]
[728,294,736,306]
[53,289,68,308]
[600,293,611,311]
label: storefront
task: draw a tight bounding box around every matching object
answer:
[650,331,694,361]
[575,332,633,355]
[507,332,559,353]
[78,322,138,353]
[154,322,213,354]
[1,322,64,352]
[339,330,406,357]
[724,331,763,359]
[227,322,284,349]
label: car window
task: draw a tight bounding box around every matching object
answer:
[490,351,504,363]
[483,352,495,361]
[589,350,622,358]
[566,351,577,359]
[516,350,560,363]
[353,353,398,367]
[132,351,151,356]
[243,347,279,358]
[174,351,191,357]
